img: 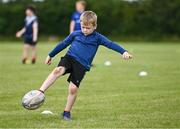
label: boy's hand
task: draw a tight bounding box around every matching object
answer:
[122,51,133,60]
[16,31,22,38]
[45,55,52,65]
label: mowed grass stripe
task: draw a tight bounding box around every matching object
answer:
[0,42,180,128]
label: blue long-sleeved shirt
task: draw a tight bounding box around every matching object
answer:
[49,31,126,71]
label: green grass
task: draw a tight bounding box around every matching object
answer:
[0,41,180,128]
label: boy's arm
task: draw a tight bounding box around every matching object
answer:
[70,20,75,33]
[32,21,38,43]
[16,27,26,37]
[48,32,75,58]
[46,33,75,65]
[98,34,132,59]
[70,12,76,33]
[99,34,126,54]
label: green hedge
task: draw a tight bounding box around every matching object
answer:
[0,0,180,39]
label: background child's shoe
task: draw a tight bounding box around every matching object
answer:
[32,58,36,64]
[22,58,27,64]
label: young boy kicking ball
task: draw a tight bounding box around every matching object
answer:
[38,11,132,120]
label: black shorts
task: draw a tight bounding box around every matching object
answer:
[58,55,87,88]
[23,35,37,46]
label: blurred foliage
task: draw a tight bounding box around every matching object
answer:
[0,0,180,39]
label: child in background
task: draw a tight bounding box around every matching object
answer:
[16,5,38,64]
[70,0,86,33]
[38,11,132,120]
[70,0,97,67]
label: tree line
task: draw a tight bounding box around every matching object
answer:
[0,0,180,40]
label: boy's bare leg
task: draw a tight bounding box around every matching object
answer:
[64,82,78,112]
[39,66,65,92]
[22,44,30,63]
[31,45,37,64]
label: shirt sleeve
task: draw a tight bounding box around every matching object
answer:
[98,33,126,55]
[34,17,38,23]
[71,12,76,21]
[24,18,26,26]
[32,17,38,28]
[49,32,76,57]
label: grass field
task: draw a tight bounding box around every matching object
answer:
[0,41,180,128]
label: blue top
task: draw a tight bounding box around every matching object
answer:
[24,15,38,36]
[71,11,82,31]
[49,31,126,71]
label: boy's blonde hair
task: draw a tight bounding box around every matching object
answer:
[76,0,86,7]
[80,11,97,28]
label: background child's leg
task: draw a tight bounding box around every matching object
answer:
[39,66,65,92]
[22,44,30,63]
[64,82,78,112]
[31,45,37,64]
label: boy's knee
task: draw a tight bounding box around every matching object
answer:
[32,46,36,50]
[69,83,78,94]
[53,67,65,77]
[24,45,29,49]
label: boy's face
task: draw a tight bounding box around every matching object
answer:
[26,9,33,16]
[81,22,95,36]
[76,3,85,12]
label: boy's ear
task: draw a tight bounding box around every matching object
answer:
[94,25,97,30]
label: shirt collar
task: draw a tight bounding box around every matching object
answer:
[81,31,96,37]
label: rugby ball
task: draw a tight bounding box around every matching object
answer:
[22,90,45,110]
